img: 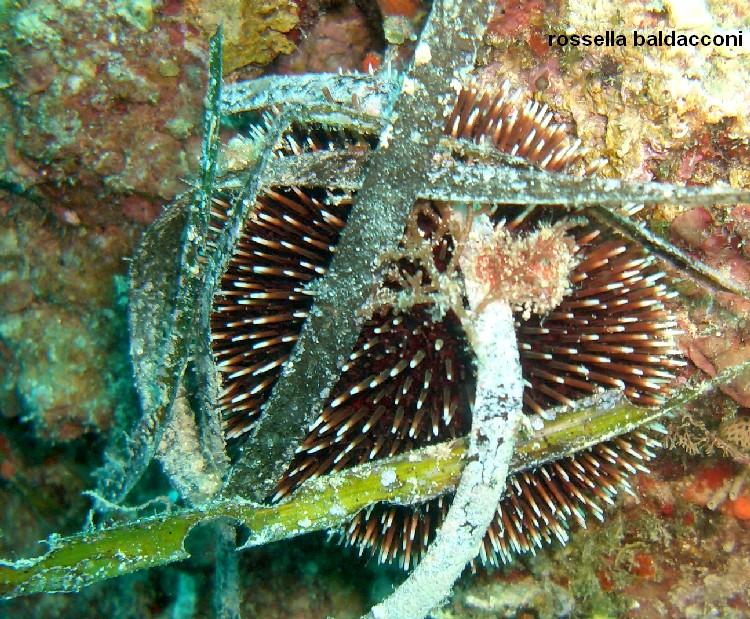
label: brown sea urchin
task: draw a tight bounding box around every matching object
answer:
[210,185,354,440]
[209,83,684,568]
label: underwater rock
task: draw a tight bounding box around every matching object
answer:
[484,0,750,182]
[0,203,135,440]
[274,3,374,74]
[687,336,750,408]
[185,0,299,73]
[433,572,574,618]
[2,0,206,221]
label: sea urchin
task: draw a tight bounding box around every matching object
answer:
[209,82,684,569]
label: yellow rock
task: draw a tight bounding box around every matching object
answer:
[187,0,299,72]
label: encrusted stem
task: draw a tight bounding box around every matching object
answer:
[221,72,395,120]
[364,300,524,619]
[426,157,750,208]
[94,29,225,505]
[197,26,223,244]
[227,0,498,501]
[213,522,241,619]
[588,204,750,301]
[218,144,750,212]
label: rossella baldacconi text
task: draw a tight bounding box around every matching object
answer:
[547,30,743,48]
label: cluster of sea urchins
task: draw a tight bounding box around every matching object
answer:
[209,83,684,568]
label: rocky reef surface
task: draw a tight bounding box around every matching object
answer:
[1,0,749,617]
